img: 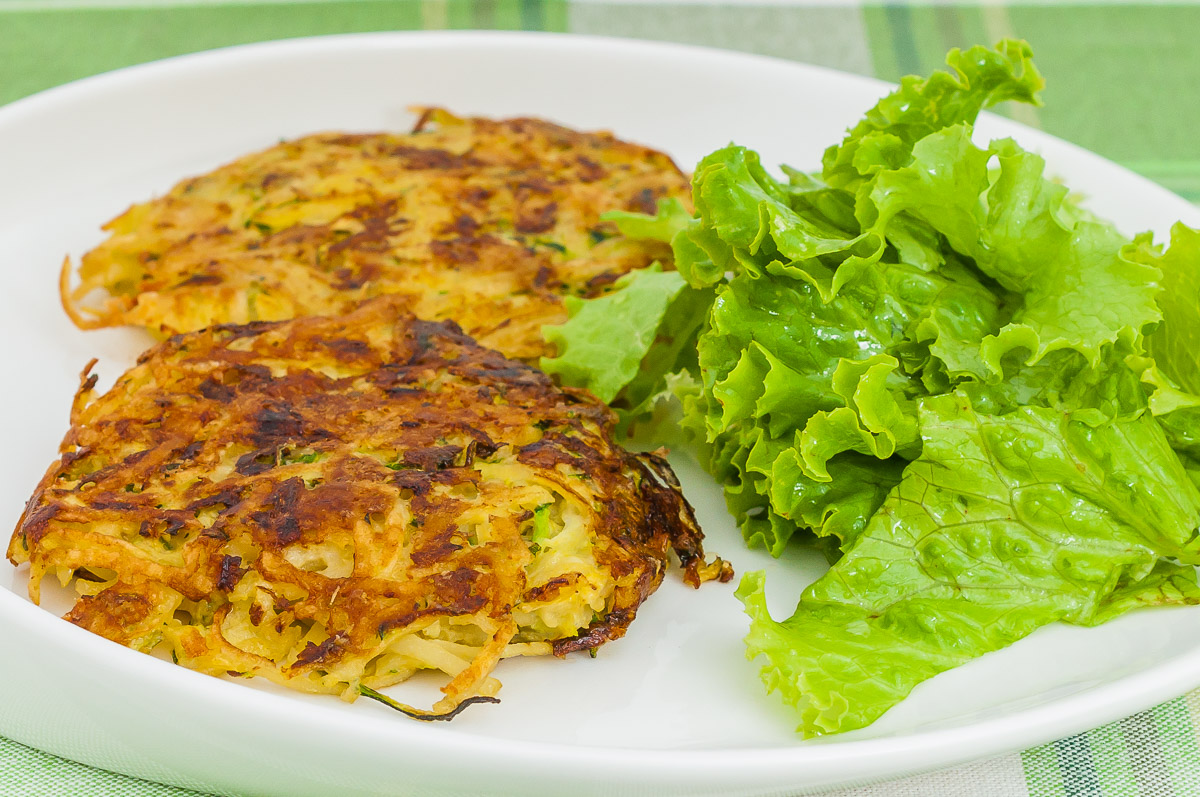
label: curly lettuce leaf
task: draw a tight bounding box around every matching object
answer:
[696,266,928,551]
[706,423,902,557]
[603,196,694,244]
[868,126,1162,375]
[739,393,1200,736]
[541,264,711,416]
[823,39,1043,191]
[539,40,1200,739]
[691,145,889,301]
[1134,223,1200,394]
[962,345,1150,429]
[694,228,1004,552]
[1125,224,1200,481]
[767,452,904,554]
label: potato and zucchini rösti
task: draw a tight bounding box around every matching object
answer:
[9,297,730,718]
[60,108,690,363]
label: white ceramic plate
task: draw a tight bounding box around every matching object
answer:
[2,31,1200,797]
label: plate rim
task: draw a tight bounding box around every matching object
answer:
[3,28,1200,793]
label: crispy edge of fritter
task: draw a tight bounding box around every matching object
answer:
[9,297,731,718]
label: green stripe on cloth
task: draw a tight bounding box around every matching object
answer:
[1028,700,1200,797]
[1186,689,1200,751]
[881,4,922,77]
[859,3,1200,202]
[1023,740,1068,797]
[1054,734,1103,797]
[1153,698,1200,795]
[0,737,203,797]
[1088,720,1139,797]
[0,0,566,107]
[564,3,876,76]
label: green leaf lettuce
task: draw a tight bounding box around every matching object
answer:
[540,40,1200,736]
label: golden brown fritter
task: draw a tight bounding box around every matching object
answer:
[8,296,730,718]
[61,108,689,362]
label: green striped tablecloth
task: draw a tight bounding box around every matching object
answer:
[3,2,1200,795]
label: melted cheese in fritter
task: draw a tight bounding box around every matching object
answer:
[8,297,730,718]
[62,108,690,362]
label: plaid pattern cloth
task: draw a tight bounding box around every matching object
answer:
[3,2,1200,794]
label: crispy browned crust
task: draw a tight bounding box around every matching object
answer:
[9,296,728,716]
[61,109,690,362]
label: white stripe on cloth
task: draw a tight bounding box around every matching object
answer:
[819,753,1031,797]
[567,1,876,77]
